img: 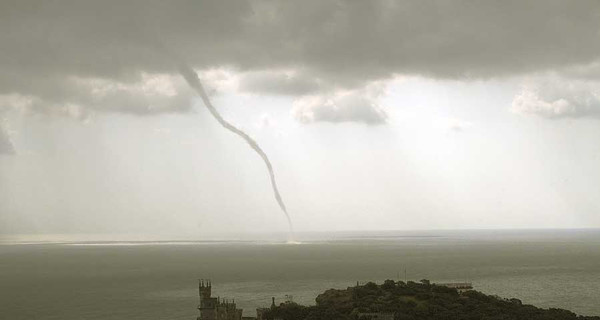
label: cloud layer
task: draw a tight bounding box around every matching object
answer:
[1,0,600,122]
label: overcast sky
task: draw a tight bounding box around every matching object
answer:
[1,0,599,239]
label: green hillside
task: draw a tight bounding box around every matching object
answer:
[261,280,600,320]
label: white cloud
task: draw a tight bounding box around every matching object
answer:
[0,121,15,155]
[511,78,600,119]
[292,84,388,125]
[0,73,193,119]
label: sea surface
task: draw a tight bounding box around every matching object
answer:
[1,229,599,319]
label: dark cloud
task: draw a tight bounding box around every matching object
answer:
[560,62,600,81]
[237,70,322,96]
[1,0,599,120]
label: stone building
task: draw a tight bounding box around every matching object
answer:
[197,280,244,320]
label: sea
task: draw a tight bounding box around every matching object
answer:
[1,229,599,319]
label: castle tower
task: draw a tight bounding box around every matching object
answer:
[196,280,243,320]
[199,279,212,299]
[198,279,217,320]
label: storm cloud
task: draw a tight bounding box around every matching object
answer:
[1,0,600,122]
